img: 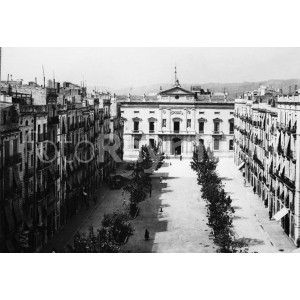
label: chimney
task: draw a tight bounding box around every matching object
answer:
[295,84,298,92]
[289,86,292,94]
[35,77,37,85]
[280,88,283,95]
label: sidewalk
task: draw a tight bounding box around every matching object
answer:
[217,158,296,253]
[41,183,111,253]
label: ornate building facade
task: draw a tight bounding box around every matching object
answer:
[121,71,235,159]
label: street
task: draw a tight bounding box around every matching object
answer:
[43,158,296,253]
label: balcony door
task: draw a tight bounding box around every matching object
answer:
[174,121,180,133]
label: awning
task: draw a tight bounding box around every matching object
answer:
[238,162,245,170]
[272,207,289,221]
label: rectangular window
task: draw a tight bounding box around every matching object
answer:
[214,139,220,151]
[230,122,234,134]
[162,119,166,127]
[199,122,204,133]
[230,112,234,115]
[134,138,139,149]
[214,112,220,114]
[229,139,234,151]
[149,122,154,132]
[134,121,139,131]
[199,111,204,114]
[187,119,191,128]
[150,111,155,114]
[134,111,139,114]
[214,122,220,132]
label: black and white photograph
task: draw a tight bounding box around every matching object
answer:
[2,47,300,254]
[1,1,300,300]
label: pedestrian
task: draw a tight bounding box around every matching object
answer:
[170,162,172,166]
[180,155,182,161]
[160,176,163,184]
[269,211,272,220]
[122,198,127,206]
[144,229,149,241]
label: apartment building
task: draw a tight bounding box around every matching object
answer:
[234,87,300,245]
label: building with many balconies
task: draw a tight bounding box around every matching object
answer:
[234,86,300,245]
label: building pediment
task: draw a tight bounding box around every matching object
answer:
[159,86,195,96]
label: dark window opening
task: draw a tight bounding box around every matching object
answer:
[199,122,204,133]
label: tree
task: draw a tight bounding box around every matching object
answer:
[191,144,247,253]
[72,226,120,253]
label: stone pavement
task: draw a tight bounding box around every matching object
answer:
[217,158,296,253]
[122,158,215,253]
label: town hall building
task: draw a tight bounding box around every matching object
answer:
[120,69,235,159]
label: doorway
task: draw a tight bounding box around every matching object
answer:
[172,138,182,155]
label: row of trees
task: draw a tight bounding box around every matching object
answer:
[191,144,248,253]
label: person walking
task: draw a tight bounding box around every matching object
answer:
[160,176,163,184]
[269,211,272,220]
[122,198,127,207]
[180,155,182,161]
[144,229,149,241]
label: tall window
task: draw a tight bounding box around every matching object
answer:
[174,121,180,133]
[214,122,220,132]
[134,121,139,131]
[149,122,154,132]
[134,138,140,149]
[214,139,219,150]
[230,122,234,134]
[162,119,166,127]
[229,139,234,150]
[187,119,191,128]
[199,122,204,133]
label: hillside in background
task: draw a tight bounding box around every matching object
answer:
[112,79,300,98]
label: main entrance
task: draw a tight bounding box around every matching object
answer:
[172,137,182,155]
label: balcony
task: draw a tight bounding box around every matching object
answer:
[212,131,223,136]
[132,130,142,134]
[253,154,264,170]
[48,115,59,126]
[38,133,48,142]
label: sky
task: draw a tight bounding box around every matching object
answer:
[2,47,300,91]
